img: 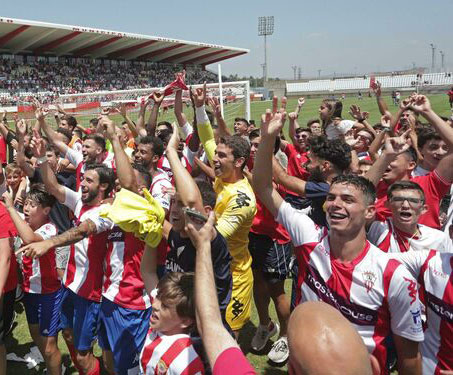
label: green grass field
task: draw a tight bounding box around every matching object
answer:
[5,92,452,374]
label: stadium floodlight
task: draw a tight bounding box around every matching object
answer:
[258,16,274,83]
[440,50,445,72]
[430,43,436,72]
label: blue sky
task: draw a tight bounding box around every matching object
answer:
[2,0,452,78]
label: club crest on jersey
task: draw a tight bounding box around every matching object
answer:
[362,271,377,293]
[156,359,168,374]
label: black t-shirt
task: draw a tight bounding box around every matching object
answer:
[30,169,77,234]
[166,228,233,312]
[305,181,330,227]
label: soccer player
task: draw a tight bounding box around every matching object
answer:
[36,105,114,191]
[4,184,62,375]
[247,129,291,363]
[253,111,424,374]
[413,129,449,177]
[185,212,256,375]
[20,132,115,375]
[388,250,453,373]
[160,126,232,324]
[92,116,154,375]
[192,84,257,337]
[139,273,205,375]
[367,181,453,253]
[0,202,18,375]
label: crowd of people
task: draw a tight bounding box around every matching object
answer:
[0,58,217,105]
[0,71,453,375]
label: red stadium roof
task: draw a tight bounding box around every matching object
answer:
[0,17,249,66]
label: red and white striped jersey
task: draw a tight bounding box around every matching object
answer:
[140,329,205,375]
[103,226,151,310]
[65,148,116,191]
[276,201,424,373]
[390,250,453,374]
[368,219,453,254]
[151,169,172,212]
[22,222,60,294]
[157,154,192,184]
[62,188,112,302]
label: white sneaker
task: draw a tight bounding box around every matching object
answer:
[251,321,280,351]
[268,336,289,363]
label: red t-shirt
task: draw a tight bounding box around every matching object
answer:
[447,90,453,100]
[283,143,309,196]
[0,136,7,165]
[213,348,256,375]
[0,205,18,292]
[375,170,451,229]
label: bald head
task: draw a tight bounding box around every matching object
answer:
[287,301,374,375]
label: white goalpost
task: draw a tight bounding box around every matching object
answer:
[59,79,251,126]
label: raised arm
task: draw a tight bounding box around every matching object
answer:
[118,103,139,139]
[252,110,285,217]
[364,129,411,186]
[135,98,149,138]
[186,213,242,368]
[35,105,69,156]
[2,192,43,244]
[174,87,188,127]
[15,120,35,178]
[146,92,164,136]
[30,130,67,203]
[193,83,216,164]
[100,116,138,193]
[411,94,453,150]
[208,96,231,137]
[272,156,306,196]
[166,125,204,213]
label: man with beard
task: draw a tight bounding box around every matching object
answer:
[37,108,114,191]
[20,131,115,375]
[273,136,352,227]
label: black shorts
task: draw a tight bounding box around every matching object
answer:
[248,232,291,282]
[0,289,16,345]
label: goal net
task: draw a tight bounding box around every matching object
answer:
[56,80,251,128]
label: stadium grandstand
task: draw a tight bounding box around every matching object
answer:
[0,17,249,108]
[286,72,453,96]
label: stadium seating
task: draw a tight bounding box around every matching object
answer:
[286,72,453,95]
[0,58,217,106]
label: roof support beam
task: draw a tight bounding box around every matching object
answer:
[0,25,30,47]
[136,43,185,60]
[73,36,122,56]
[180,49,228,65]
[159,46,210,63]
[108,40,157,59]
[33,31,82,54]
[201,51,247,66]
[11,28,56,53]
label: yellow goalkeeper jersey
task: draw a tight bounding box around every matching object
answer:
[196,106,257,274]
[214,176,256,273]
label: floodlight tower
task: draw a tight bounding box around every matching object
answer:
[258,16,274,82]
[430,43,436,72]
[440,50,445,72]
[292,66,297,80]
